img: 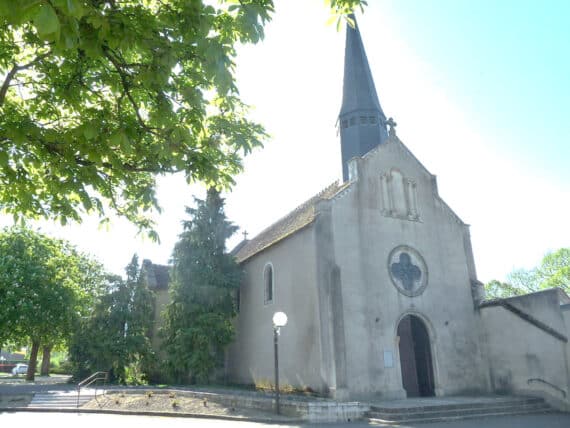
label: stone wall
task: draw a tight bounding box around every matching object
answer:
[325,136,489,398]
[480,289,570,411]
[227,226,328,392]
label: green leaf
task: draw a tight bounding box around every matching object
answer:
[82,123,98,140]
[66,0,84,18]
[34,3,60,38]
[0,0,366,235]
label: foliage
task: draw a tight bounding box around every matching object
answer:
[485,248,570,298]
[0,226,105,380]
[162,188,241,383]
[68,254,155,383]
[484,280,525,299]
[0,0,364,234]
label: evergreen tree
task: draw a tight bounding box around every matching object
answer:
[69,254,155,383]
[163,188,241,383]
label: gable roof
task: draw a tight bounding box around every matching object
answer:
[234,181,350,263]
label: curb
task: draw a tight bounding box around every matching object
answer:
[0,406,304,424]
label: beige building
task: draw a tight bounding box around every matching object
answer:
[226,18,570,410]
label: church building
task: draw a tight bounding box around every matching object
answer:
[225,17,570,409]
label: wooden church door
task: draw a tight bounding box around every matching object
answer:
[397,314,435,397]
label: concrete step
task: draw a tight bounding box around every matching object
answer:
[369,396,542,414]
[367,397,553,424]
[368,403,552,421]
[369,407,554,425]
[368,401,548,420]
[30,389,103,408]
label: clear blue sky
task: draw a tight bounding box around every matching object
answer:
[385,0,570,183]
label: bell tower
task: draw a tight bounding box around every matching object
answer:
[338,16,389,181]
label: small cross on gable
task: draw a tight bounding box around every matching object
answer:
[386,117,397,136]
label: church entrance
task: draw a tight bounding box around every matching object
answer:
[397,314,435,397]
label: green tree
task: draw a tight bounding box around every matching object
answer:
[484,279,526,299]
[535,248,570,291]
[485,248,570,298]
[0,0,365,234]
[68,254,155,383]
[0,227,105,380]
[163,188,241,383]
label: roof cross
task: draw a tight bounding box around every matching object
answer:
[386,117,397,136]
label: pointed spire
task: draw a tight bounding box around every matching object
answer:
[340,16,384,117]
[338,15,389,181]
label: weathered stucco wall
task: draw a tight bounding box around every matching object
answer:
[326,135,489,399]
[480,290,570,410]
[227,226,327,392]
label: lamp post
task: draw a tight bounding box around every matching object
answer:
[272,311,288,415]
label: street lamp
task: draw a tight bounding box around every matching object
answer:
[272,311,288,414]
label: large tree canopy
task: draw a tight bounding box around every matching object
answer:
[0,227,105,380]
[0,0,365,234]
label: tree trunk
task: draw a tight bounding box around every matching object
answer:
[40,344,52,376]
[26,340,40,381]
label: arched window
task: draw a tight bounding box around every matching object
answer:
[263,263,274,304]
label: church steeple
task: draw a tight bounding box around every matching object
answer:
[338,16,389,181]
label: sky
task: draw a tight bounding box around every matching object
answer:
[8,0,570,283]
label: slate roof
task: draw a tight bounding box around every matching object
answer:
[339,15,385,118]
[234,181,351,263]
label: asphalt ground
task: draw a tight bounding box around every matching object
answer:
[1,411,570,427]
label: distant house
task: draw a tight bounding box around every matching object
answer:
[0,350,25,361]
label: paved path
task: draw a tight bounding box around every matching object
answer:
[0,375,75,394]
[1,411,570,427]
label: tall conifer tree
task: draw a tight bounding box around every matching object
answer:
[68,254,155,383]
[163,188,241,383]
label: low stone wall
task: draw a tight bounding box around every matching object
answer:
[108,389,369,422]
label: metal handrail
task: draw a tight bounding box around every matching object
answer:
[528,378,567,398]
[77,371,108,408]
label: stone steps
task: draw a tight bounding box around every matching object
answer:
[367,396,553,424]
[30,389,102,409]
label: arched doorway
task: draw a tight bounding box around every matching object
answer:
[397,314,435,397]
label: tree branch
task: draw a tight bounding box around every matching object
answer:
[0,51,52,107]
[102,47,159,135]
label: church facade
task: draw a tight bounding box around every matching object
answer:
[226,18,570,409]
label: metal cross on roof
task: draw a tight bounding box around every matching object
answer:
[386,117,397,136]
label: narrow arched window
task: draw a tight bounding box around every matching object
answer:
[263,263,274,304]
